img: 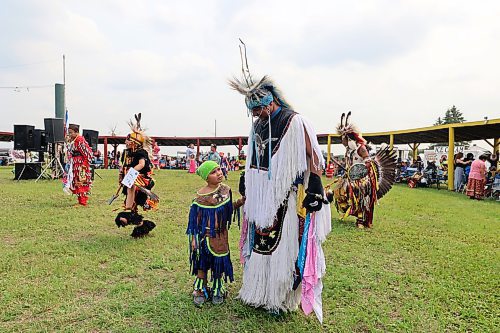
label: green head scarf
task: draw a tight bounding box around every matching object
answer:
[196,160,219,181]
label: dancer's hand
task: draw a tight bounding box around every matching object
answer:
[238,171,245,196]
[303,173,324,212]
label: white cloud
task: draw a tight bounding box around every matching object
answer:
[1,0,499,154]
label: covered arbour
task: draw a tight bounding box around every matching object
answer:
[97,135,248,169]
[324,118,500,190]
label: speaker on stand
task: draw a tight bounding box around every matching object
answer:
[14,125,35,151]
[83,129,101,179]
[36,118,66,181]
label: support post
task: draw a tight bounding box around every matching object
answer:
[327,135,332,166]
[389,134,394,151]
[196,138,200,158]
[483,139,494,148]
[412,143,419,161]
[494,137,499,169]
[448,127,455,191]
[104,137,108,169]
[238,137,243,154]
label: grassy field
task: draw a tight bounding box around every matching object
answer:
[0,167,498,332]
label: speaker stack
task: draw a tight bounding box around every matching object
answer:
[13,125,43,180]
[14,162,41,180]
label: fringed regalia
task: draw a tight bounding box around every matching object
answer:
[115,114,159,238]
[186,184,234,298]
[120,148,157,211]
[230,73,331,322]
[330,112,396,228]
[65,134,93,205]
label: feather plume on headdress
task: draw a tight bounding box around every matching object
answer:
[229,75,292,110]
[229,40,291,111]
[127,113,153,156]
[336,111,366,144]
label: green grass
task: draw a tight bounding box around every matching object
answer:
[0,166,498,332]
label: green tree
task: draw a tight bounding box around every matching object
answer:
[432,105,469,147]
[434,105,466,125]
[434,117,443,126]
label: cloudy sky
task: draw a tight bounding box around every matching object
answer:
[1,0,499,150]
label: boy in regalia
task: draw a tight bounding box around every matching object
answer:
[186,161,242,306]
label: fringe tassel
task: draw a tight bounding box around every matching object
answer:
[186,200,233,238]
[238,192,300,312]
[190,238,234,282]
[244,115,308,229]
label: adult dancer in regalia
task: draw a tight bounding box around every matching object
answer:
[229,43,331,322]
[329,112,397,228]
[64,124,93,206]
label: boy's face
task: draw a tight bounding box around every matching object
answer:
[207,167,223,185]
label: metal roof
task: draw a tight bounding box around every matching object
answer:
[1,118,499,146]
[320,118,500,144]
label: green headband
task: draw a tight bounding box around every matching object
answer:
[196,161,219,180]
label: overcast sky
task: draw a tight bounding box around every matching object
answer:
[1,0,499,150]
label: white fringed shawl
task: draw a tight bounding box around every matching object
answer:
[244,114,324,229]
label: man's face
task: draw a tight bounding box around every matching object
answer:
[206,167,223,185]
[251,102,273,119]
[341,136,348,147]
[211,146,216,152]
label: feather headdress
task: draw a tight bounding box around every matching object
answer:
[127,113,153,155]
[229,75,291,110]
[337,111,366,144]
[228,39,291,111]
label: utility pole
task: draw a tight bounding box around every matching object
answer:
[63,54,66,113]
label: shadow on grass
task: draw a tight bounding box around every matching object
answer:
[331,217,361,231]
[71,233,143,253]
[127,288,301,332]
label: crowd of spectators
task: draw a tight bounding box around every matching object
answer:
[396,152,499,200]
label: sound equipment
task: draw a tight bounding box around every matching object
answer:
[33,129,47,152]
[82,129,99,152]
[15,162,41,180]
[14,125,35,150]
[44,118,65,143]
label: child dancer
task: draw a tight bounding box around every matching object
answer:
[186,161,234,306]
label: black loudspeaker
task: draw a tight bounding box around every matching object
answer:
[82,129,98,152]
[15,162,41,180]
[44,118,65,143]
[14,125,35,150]
[33,129,47,152]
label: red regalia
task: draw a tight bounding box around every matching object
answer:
[65,129,93,206]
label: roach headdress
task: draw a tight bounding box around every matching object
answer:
[127,113,153,154]
[336,111,366,145]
